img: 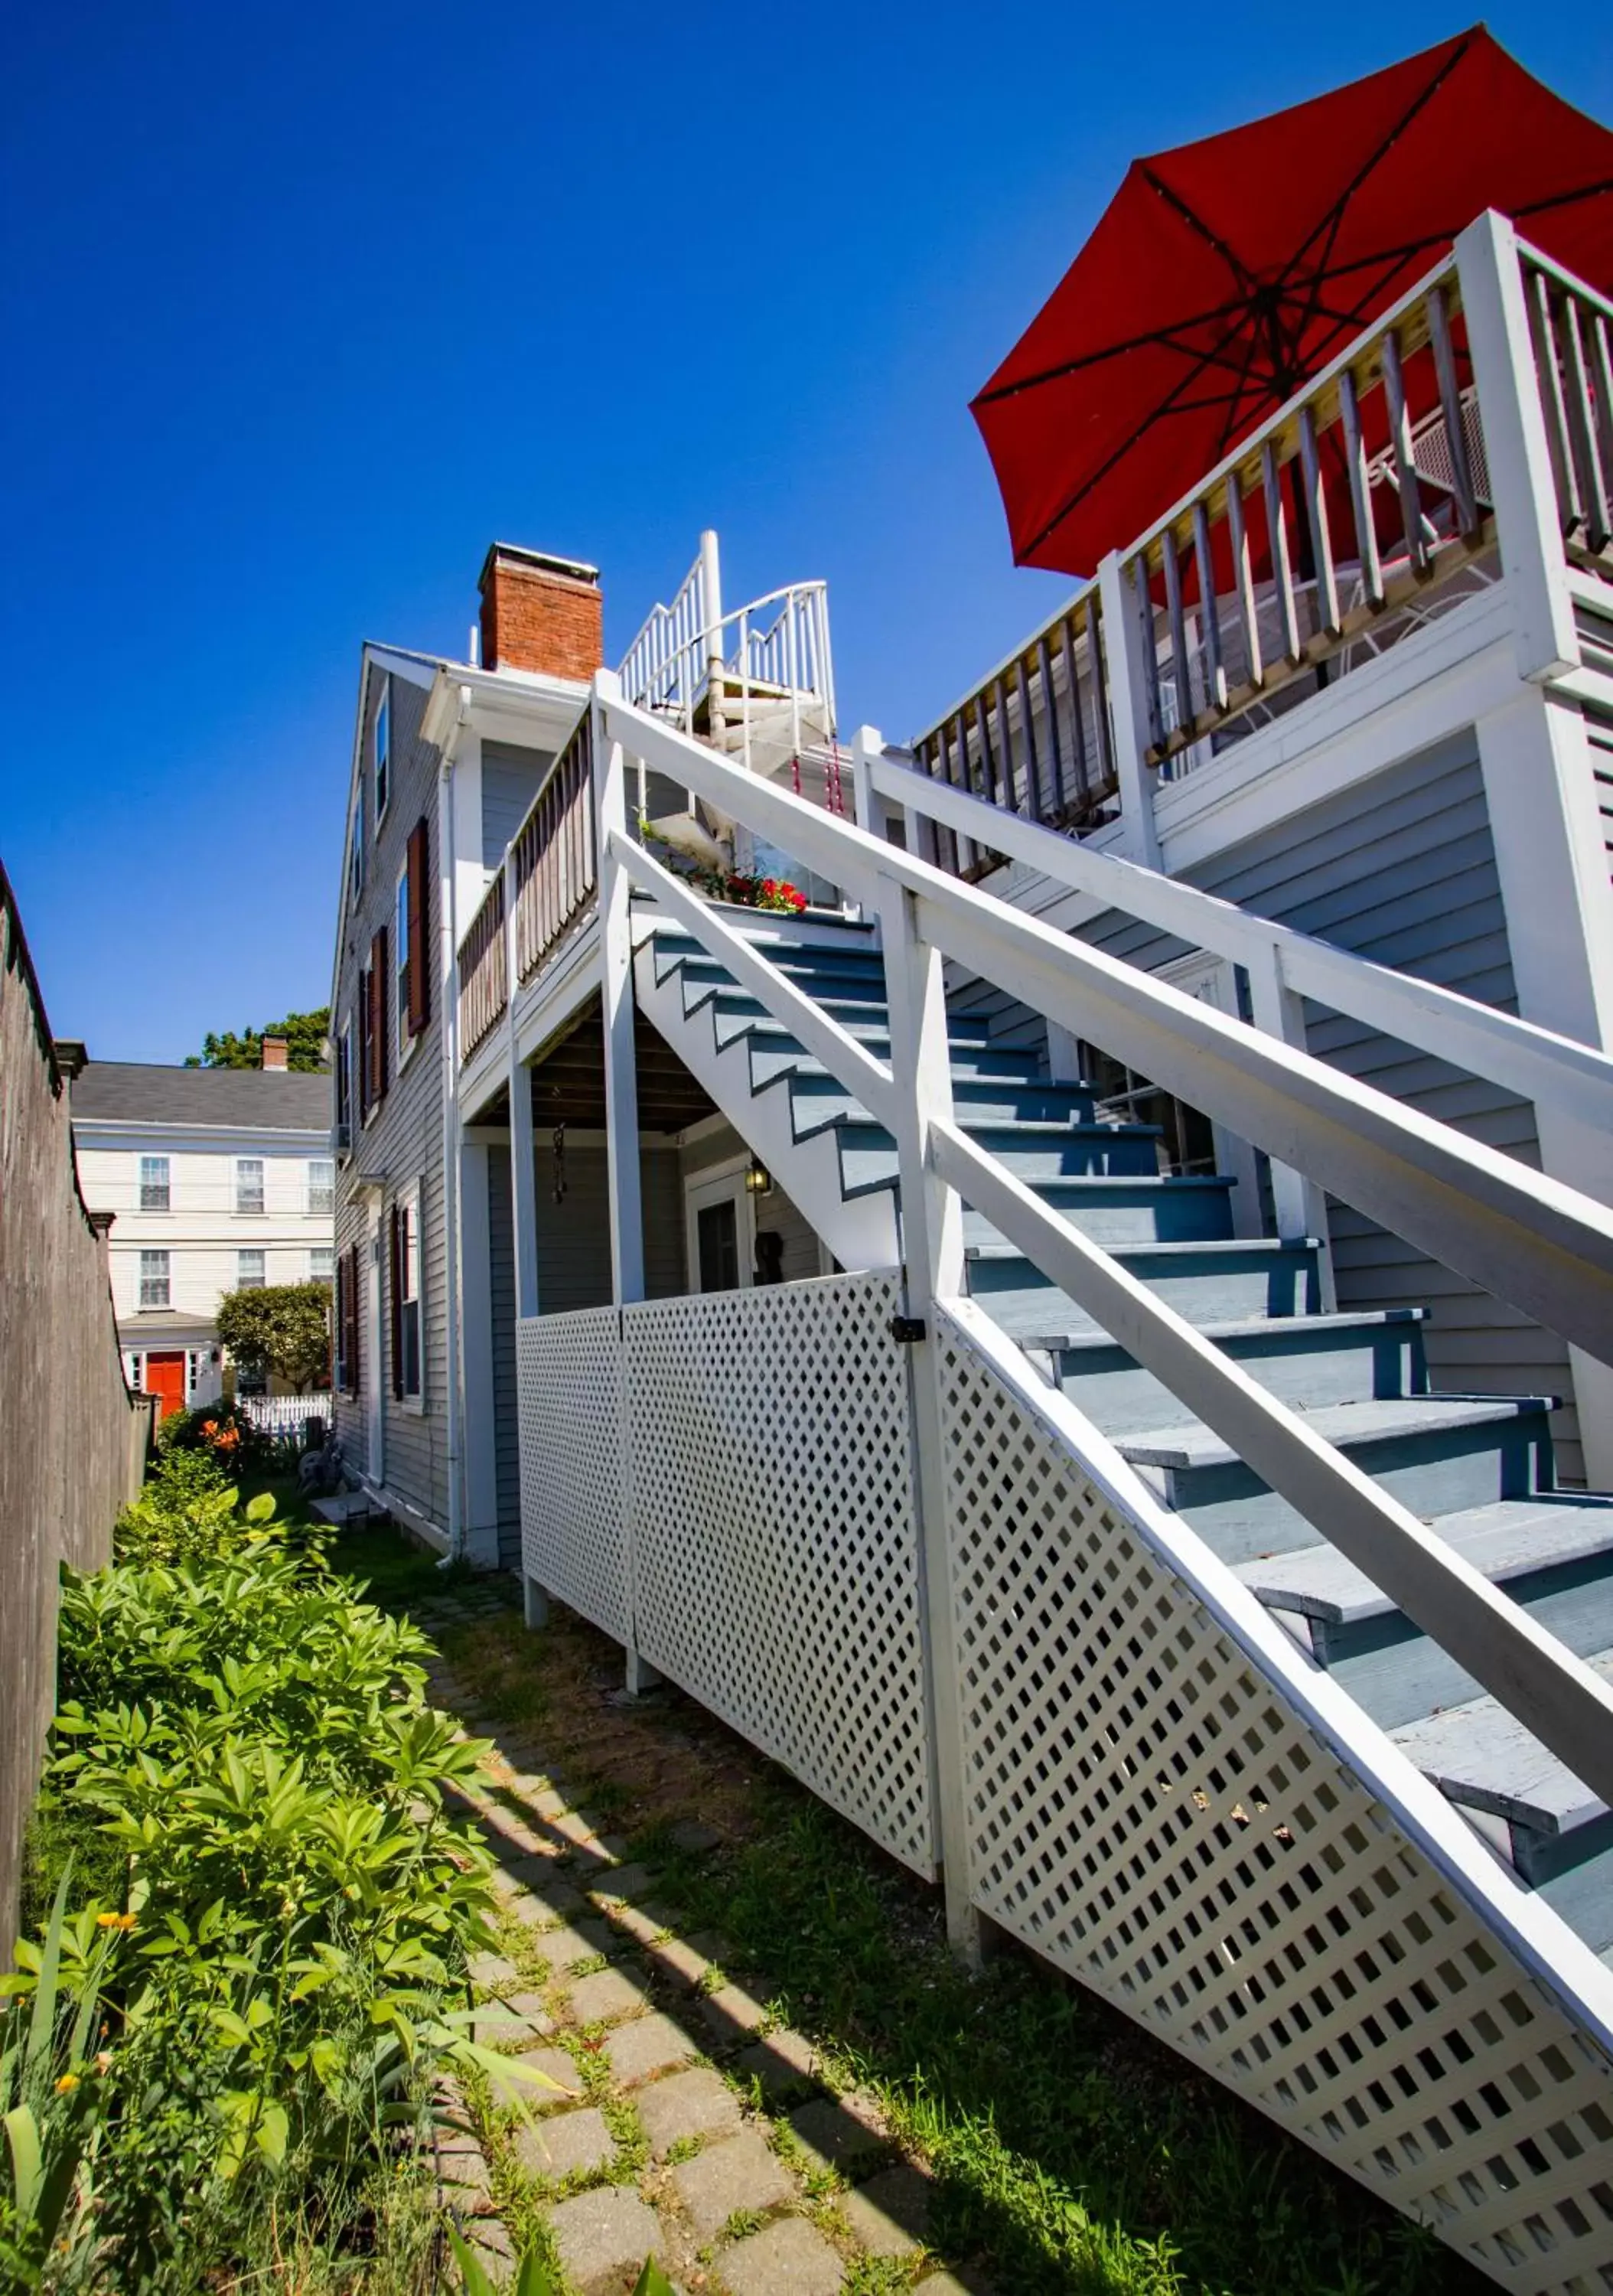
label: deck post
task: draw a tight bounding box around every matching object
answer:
[1097,551,1163,869]
[1455,209,1579,682]
[593,670,660,1694]
[1243,943,1337,1306]
[871,733,979,1958]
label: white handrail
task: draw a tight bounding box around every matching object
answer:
[599,687,1613,1365]
[868,748,1613,1139]
[598,688,1613,1813]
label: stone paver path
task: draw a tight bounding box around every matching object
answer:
[412,1577,976,2296]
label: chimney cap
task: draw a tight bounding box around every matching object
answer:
[477,542,600,594]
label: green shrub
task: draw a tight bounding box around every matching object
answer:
[154,1399,273,1479]
[6,1465,550,2288]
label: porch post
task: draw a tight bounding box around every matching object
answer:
[1455,209,1579,682]
[1097,551,1163,869]
[456,1136,501,1567]
[592,669,658,1691]
[1244,945,1337,1307]
[869,720,979,1958]
[594,668,646,1306]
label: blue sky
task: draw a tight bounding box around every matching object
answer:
[4,2,1608,1062]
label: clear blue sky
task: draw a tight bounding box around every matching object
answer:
[4,1,1608,1062]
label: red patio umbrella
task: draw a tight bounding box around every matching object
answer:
[973,28,1613,577]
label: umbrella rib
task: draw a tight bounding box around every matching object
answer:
[1276,33,1475,341]
[1211,327,1269,460]
[1139,165,1257,294]
[1019,308,1256,561]
[975,293,1269,405]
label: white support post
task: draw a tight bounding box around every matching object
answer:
[594,670,646,1307]
[1455,210,1579,681]
[1097,550,1163,869]
[700,530,725,753]
[1244,941,1336,1306]
[876,826,979,1958]
[1478,685,1613,1486]
[850,724,894,843]
[591,670,660,1694]
[456,1137,501,1566]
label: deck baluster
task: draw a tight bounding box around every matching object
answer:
[1428,285,1481,540]
[1561,297,1611,552]
[1299,404,1342,637]
[1037,631,1067,818]
[1380,329,1430,579]
[1261,439,1303,665]
[1015,654,1044,820]
[1060,614,1090,812]
[1224,468,1263,687]
[1337,367,1384,609]
[1160,527,1193,748]
[1191,499,1228,713]
[1088,595,1116,800]
[1130,556,1167,759]
[992,675,1015,811]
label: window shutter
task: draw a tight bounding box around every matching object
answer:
[369,927,389,1103]
[406,817,430,1035]
[357,978,371,1121]
[389,1207,404,1400]
[340,1247,360,1397]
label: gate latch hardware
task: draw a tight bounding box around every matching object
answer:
[889,1315,926,1344]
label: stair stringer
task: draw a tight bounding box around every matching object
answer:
[631,931,899,1271]
[939,1295,1613,2294]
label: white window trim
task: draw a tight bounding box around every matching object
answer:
[138,1153,171,1213]
[683,1159,758,1295]
[394,858,419,1069]
[396,1178,425,1412]
[374,678,391,824]
[235,1156,266,1215]
[307,1156,335,1217]
[237,1247,267,1291]
[309,1246,334,1284]
[138,1249,171,1310]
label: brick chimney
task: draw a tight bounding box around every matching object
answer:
[261,1035,288,1071]
[477,544,603,680]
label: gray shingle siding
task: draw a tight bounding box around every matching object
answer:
[482,741,555,871]
[530,1144,687,1312]
[487,1144,521,1568]
[333,665,453,1525]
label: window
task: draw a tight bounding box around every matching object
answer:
[310,1245,334,1283]
[138,1155,170,1211]
[390,1186,422,1402]
[236,1157,266,1214]
[308,1157,334,1215]
[348,794,363,902]
[138,1251,170,1309]
[361,927,389,1117]
[374,680,390,820]
[237,1249,266,1291]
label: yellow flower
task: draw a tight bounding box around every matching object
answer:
[54,2073,79,2094]
[95,1911,136,1932]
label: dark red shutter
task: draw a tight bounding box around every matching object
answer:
[389,1207,404,1400]
[339,1247,360,1397]
[368,927,389,1103]
[357,978,371,1121]
[406,817,430,1035]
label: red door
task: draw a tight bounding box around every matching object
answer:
[145,1352,187,1424]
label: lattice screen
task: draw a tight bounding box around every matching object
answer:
[934,1304,1613,2295]
[624,1270,935,1876]
[516,1308,628,1642]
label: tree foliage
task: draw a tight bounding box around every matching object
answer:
[215,1281,332,1393]
[185,1007,330,1071]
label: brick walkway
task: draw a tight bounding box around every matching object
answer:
[411,1577,982,2296]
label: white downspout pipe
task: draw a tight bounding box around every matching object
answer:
[437,683,472,1564]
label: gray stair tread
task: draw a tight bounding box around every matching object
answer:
[1048,1306,1426,1358]
[1387,1649,1613,1833]
[1237,1493,1613,1623]
[1119,1394,1552,1472]
[966,1234,1318,1265]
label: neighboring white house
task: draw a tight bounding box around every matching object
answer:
[67,1042,334,1420]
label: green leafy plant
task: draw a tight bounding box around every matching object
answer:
[215,1281,333,1396]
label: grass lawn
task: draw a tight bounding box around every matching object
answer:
[329,1523,1481,2296]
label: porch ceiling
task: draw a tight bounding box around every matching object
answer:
[526,993,715,1133]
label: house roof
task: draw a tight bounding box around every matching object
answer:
[72,1062,331,1130]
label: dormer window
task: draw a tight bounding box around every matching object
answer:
[374,682,391,821]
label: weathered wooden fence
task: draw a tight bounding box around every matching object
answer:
[1,862,150,1957]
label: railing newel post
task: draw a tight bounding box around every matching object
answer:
[875,841,978,1960]
[1096,550,1164,868]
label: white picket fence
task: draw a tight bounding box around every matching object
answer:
[236,1394,331,1440]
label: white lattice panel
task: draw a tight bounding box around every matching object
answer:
[935,1303,1613,2295]
[624,1271,935,1876]
[516,1309,628,1642]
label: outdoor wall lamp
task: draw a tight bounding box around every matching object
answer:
[745,1159,772,1198]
